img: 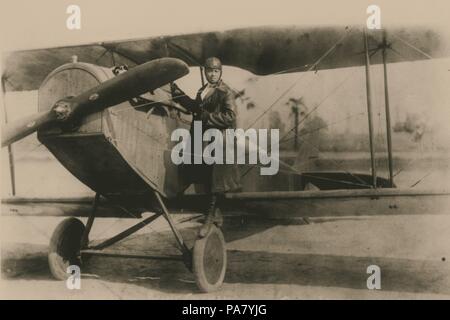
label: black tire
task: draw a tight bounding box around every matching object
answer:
[48,218,85,280]
[192,225,227,293]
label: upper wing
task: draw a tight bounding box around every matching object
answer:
[2,44,136,91]
[3,25,449,92]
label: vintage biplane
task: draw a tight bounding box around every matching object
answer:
[2,25,450,292]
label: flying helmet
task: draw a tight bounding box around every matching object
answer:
[204,57,222,70]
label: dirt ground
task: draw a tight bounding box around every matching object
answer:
[1,213,450,299]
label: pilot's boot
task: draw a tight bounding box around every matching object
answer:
[212,207,224,227]
[198,195,223,237]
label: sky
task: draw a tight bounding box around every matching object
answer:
[1,0,450,51]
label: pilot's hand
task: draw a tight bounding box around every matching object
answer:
[170,82,182,97]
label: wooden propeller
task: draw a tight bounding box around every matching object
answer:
[1,58,189,147]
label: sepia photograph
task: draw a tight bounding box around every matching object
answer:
[1,0,450,301]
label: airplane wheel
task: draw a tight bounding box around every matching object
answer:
[48,217,85,280]
[192,225,227,293]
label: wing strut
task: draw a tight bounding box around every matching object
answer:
[1,76,16,195]
[363,28,377,188]
[382,30,395,188]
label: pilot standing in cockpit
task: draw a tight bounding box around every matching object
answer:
[170,57,241,237]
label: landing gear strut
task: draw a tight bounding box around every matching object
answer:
[47,191,227,292]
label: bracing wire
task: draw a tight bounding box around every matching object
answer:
[244,27,354,131]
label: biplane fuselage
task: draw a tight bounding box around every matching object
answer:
[37,61,189,201]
